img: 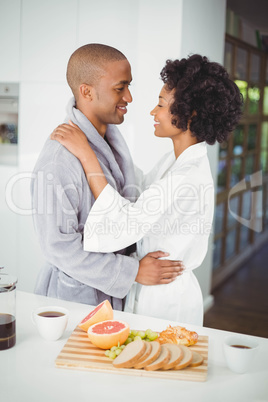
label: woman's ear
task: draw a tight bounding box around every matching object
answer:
[79,84,94,101]
[187,110,197,129]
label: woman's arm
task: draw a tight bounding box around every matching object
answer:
[51,122,184,278]
[51,121,107,198]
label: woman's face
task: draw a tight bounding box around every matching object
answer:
[150,85,182,138]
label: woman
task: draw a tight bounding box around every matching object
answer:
[51,54,242,325]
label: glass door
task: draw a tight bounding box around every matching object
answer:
[212,35,268,289]
[0,83,19,166]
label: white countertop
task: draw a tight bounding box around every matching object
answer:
[1,291,267,402]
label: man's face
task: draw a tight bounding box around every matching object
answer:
[89,59,132,135]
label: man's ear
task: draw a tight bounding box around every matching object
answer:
[79,84,94,101]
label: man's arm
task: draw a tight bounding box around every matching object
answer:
[32,160,183,299]
[31,160,138,299]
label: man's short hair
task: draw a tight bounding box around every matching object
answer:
[66,43,126,99]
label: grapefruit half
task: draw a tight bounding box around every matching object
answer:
[87,320,130,349]
[78,300,113,332]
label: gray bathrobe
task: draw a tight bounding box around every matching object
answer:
[31,98,139,310]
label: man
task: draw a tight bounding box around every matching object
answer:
[31,44,183,310]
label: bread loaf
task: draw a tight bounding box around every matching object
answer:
[157,325,198,346]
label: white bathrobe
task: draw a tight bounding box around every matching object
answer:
[83,142,214,325]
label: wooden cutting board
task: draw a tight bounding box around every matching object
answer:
[55,326,208,382]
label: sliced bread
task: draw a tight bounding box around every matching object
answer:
[133,341,161,369]
[131,341,152,366]
[189,350,204,367]
[162,343,184,370]
[113,340,146,368]
[173,345,193,370]
[144,345,171,371]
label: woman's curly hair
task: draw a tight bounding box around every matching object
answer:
[160,54,243,144]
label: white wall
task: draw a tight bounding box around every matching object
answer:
[0,0,20,81]
[0,0,20,279]
[0,0,226,310]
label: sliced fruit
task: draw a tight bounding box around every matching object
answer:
[78,300,113,332]
[87,320,130,349]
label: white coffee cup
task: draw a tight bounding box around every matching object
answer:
[32,306,69,341]
[223,334,259,374]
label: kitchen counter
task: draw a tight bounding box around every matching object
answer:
[1,291,267,402]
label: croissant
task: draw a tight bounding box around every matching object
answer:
[156,325,198,346]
